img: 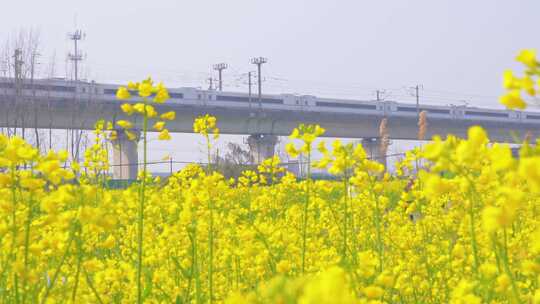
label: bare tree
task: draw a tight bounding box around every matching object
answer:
[212,142,254,179]
[0,52,9,136]
[46,51,57,151]
[0,28,42,143]
[29,35,44,151]
[0,28,96,161]
[1,36,16,137]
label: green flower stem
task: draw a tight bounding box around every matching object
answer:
[368,177,384,273]
[40,230,75,304]
[342,176,350,264]
[501,228,521,304]
[301,148,311,274]
[137,97,149,304]
[22,181,34,303]
[10,166,19,303]
[468,193,480,276]
[71,228,83,302]
[83,267,105,304]
[206,134,214,304]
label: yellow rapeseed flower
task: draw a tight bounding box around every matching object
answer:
[500,90,527,110]
[116,87,131,100]
[468,126,488,145]
[133,103,145,114]
[519,157,540,191]
[285,143,299,158]
[125,130,137,141]
[154,87,170,103]
[128,81,138,90]
[145,105,158,118]
[138,82,153,97]
[363,285,384,299]
[160,111,176,121]
[516,49,538,69]
[503,70,520,90]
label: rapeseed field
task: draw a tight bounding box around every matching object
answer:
[0,50,539,303]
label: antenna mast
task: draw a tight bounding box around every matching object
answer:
[213,63,228,91]
[250,57,268,109]
[68,29,84,81]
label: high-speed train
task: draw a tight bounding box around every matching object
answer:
[1,77,538,125]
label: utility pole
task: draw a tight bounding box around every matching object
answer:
[248,71,252,109]
[213,63,228,91]
[68,29,84,82]
[415,85,419,118]
[411,84,423,120]
[251,57,267,109]
[67,29,85,164]
[207,77,214,91]
[13,49,23,96]
[1,60,9,136]
[30,51,40,89]
[30,51,41,151]
[13,49,24,138]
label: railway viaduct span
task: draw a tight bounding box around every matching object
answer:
[1,78,538,179]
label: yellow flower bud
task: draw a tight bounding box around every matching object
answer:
[158,129,171,141]
[121,103,135,115]
[154,88,170,103]
[116,120,133,129]
[153,121,166,131]
[160,111,176,121]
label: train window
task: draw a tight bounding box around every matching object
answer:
[169,92,183,99]
[54,86,76,92]
[465,111,508,118]
[397,106,450,114]
[316,101,377,110]
[216,95,283,104]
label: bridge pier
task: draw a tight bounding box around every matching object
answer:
[111,129,140,180]
[361,137,387,168]
[247,134,278,164]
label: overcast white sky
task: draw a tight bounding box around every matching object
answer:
[1,0,538,170]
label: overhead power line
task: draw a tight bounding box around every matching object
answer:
[251,57,268,109]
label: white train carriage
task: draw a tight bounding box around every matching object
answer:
[312,96,381,115]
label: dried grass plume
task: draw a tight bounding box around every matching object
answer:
[418,110,428,140]
[379,118,390,158]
